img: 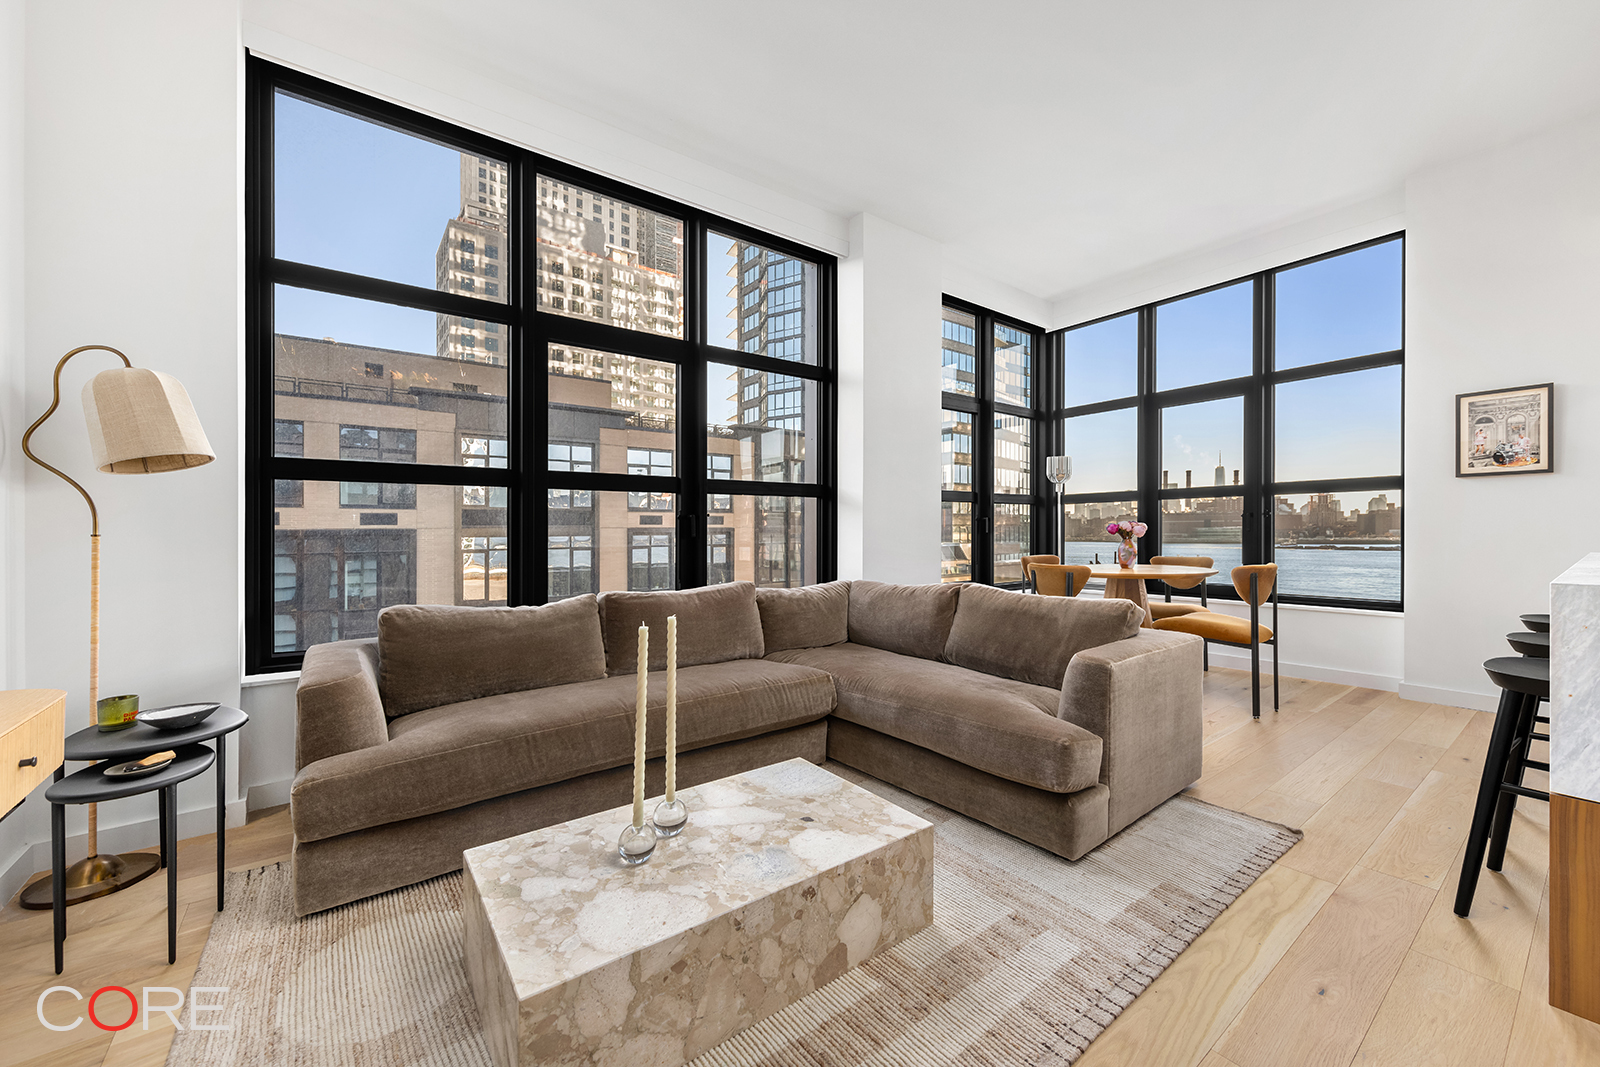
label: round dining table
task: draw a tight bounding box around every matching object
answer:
[1083,563,1219,628]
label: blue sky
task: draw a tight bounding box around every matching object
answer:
[276,94,465,287]
[275,93,485,352]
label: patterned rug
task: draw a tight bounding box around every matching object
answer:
[168,766,1299,1067]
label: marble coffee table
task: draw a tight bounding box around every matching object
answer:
[462,758,934,1067]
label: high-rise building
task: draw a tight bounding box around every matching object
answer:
[436,154,512,365]
[534,176,683,343]
[716,238,815,482]
[941,311,977,395]
[1214,452,1226,486]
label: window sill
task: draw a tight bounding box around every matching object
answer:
[241,670,300,688]
[1156,595,1403,619]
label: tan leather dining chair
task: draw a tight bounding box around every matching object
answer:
[1150,554,1214,669]
[1153,563,1278,719]
[1031,563,1091,598]
[1020,554,1060,591]
[1148,555,1213,620]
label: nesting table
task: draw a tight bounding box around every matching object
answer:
[41,705,247,973]
[46,746,214,973]
[462,758,934,1067]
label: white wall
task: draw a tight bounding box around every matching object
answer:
[4,0,245,903]
[1176,600,1405,692]
[1400,109,1600,710]
[838,214,944,584]
[1052,189,1408,328]
[0,0,30,903]
[943,254,1052,329]
[240,12,849,259]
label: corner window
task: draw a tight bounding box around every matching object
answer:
[1053,234,1403,607]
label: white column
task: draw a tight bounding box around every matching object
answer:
[835,214,942,584]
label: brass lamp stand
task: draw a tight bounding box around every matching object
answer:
[19,345,214,909]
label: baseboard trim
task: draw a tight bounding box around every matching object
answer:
[247,778,292,812]
[2,798,247,907]
[1397,682,1497,712]
[1203,647,1400,693]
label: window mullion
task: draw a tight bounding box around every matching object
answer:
[252,60,836,672]
[1056,235,1403,609]
[680,217,708,589]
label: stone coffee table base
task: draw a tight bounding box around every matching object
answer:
[463,758,934,1067]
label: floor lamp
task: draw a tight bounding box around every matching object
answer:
[18,345,214,909]
[1046,455,1072,558]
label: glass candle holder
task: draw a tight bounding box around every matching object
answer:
[617,822,658,865]
[652,797,688,837]
[97,693,139,732]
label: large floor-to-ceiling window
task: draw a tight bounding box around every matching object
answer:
[246,60,836,673]
[1051,234,1403,607]
[940,300,1044,585]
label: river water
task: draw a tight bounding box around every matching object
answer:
[1060,541,1401,603]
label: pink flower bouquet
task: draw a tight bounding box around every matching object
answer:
[1105,520,1146,568]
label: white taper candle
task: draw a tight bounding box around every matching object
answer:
[665,615,677,802]
[634,622,648,828]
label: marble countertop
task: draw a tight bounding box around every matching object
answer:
[462,758,933,1002]
[1552,552,1600,804]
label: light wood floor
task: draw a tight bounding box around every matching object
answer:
[3,669,1598,1067]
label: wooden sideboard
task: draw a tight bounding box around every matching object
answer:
[0,689,66,819]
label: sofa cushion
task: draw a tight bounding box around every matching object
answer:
[757,580,850,653]
[291,658,835,843]
[944,584,1144,690]
[599,583,764,675]
[767,643,1102,794]
[377,597,607,718]
[846,580,960,661]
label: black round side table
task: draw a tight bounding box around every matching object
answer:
[45,745,215,974]
[23,706,250,916]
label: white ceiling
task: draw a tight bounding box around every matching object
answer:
[321,1,1600,301]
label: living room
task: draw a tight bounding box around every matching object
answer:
[2,2,1598,1065]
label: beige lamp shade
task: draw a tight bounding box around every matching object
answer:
[80,367,215,473]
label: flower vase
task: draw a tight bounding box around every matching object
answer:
[1116,538,1136,568]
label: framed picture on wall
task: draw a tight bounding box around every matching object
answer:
[1456,382,1554,476]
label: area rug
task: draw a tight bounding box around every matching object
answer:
[167,767,1299,1067]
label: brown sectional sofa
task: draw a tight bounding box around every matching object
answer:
[290,579,1202,916]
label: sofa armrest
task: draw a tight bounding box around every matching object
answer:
[296,640,389,772]
[1057,629,1203,835]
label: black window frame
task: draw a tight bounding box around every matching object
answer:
[940,297,1045,587]
[246,57,837,674]
[1049,232,1404,610]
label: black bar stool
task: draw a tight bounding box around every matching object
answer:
[1505,631,1548,657]
[1454,655,1549,917]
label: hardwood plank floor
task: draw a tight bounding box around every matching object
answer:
[1352,950,1519,1067]
[1,669,1595,1067]
[1216,864,1436,1067]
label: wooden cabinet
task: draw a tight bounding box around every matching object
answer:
[1551,793,1600,1023]
[0,689,66,817]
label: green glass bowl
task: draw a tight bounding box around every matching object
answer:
[96,693,139,732]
